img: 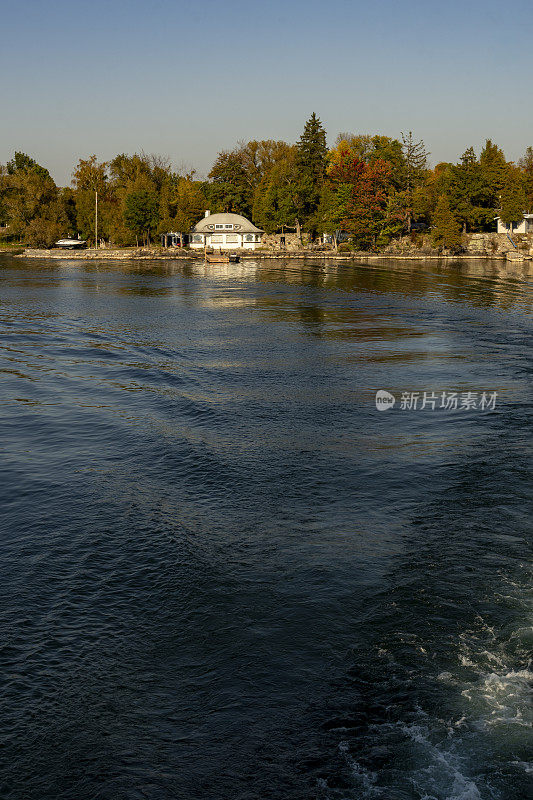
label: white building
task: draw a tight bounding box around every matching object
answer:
[495,214,533,234]
[190,211,263,250]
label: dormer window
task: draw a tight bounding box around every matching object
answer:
[215,224,224,230]
[224,224,233,229]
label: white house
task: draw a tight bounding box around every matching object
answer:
[190,211,263,250]
[495,214,533,234]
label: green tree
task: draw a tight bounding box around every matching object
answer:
[123,190,160,246]
[6,152,51,181]
[23,197,70,247]
[106,152,171,245]
[499,166,526,226]
[1,161,58,242]
[252,147,300,233]
[518,146,533,210]
[165,174,207,239]
[72,156,112,244]
[401,131,428,231]
[208,149,252,215]
[478,139,508,212]
[431,195,462,252]
[0,158,74,247]
[295,113,328,234]
[207,139,291,218]
[447,147,486,232]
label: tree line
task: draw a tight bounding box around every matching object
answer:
[1,114,532,251]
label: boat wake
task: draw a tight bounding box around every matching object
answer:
[317,565,532,800]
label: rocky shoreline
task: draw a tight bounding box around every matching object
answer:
[7,232,533,263]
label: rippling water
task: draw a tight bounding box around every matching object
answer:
[0,255,531,800]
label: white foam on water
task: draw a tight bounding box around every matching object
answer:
[511,760,533,774]
[400,721,483,800]
[324,570,531,799]
[337,740,382,798]
[473,669,533,728]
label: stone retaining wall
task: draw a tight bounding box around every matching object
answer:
[383,232,533,259]
[17,234,533,262]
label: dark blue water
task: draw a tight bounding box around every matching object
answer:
[0,256,531,800]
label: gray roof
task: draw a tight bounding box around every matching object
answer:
[191,212,263,234]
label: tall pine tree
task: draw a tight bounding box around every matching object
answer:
[448,147,485,232]
[295,113,327,235]
[401,131,428,232]
[479,139,508,214]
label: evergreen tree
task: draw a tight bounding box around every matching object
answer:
[297,113,327,183]
[518,146,533,210]
[295,113,328,233]
[478,139,508,212]
[448,147,486,232]
[431,195,462,252]
[499,166,526,226]
[401,131,428,231]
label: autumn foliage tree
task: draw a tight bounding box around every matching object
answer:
[326,142,393,249]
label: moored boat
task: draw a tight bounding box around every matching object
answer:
[55,238,87,249]
[205,253,240,264]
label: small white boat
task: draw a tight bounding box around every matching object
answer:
[55,238,87,249]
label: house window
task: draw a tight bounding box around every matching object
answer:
[225,234,238,243]
[215,224,224,230]
[224,224,233,229]
[244,234,254,242]
[192,234,203,243]
[212,234,223,243]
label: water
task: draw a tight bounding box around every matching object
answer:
[0,255,531,800]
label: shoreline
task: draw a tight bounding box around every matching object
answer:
[10,247,531,263]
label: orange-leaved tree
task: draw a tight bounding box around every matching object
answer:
[326,141,393,250]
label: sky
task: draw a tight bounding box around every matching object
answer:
[1,0,532,185]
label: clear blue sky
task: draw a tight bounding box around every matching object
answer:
[2,0,532,185]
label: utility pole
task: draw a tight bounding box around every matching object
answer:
[95,190,98,249]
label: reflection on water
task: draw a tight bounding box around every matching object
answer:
[0,255,531,800]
